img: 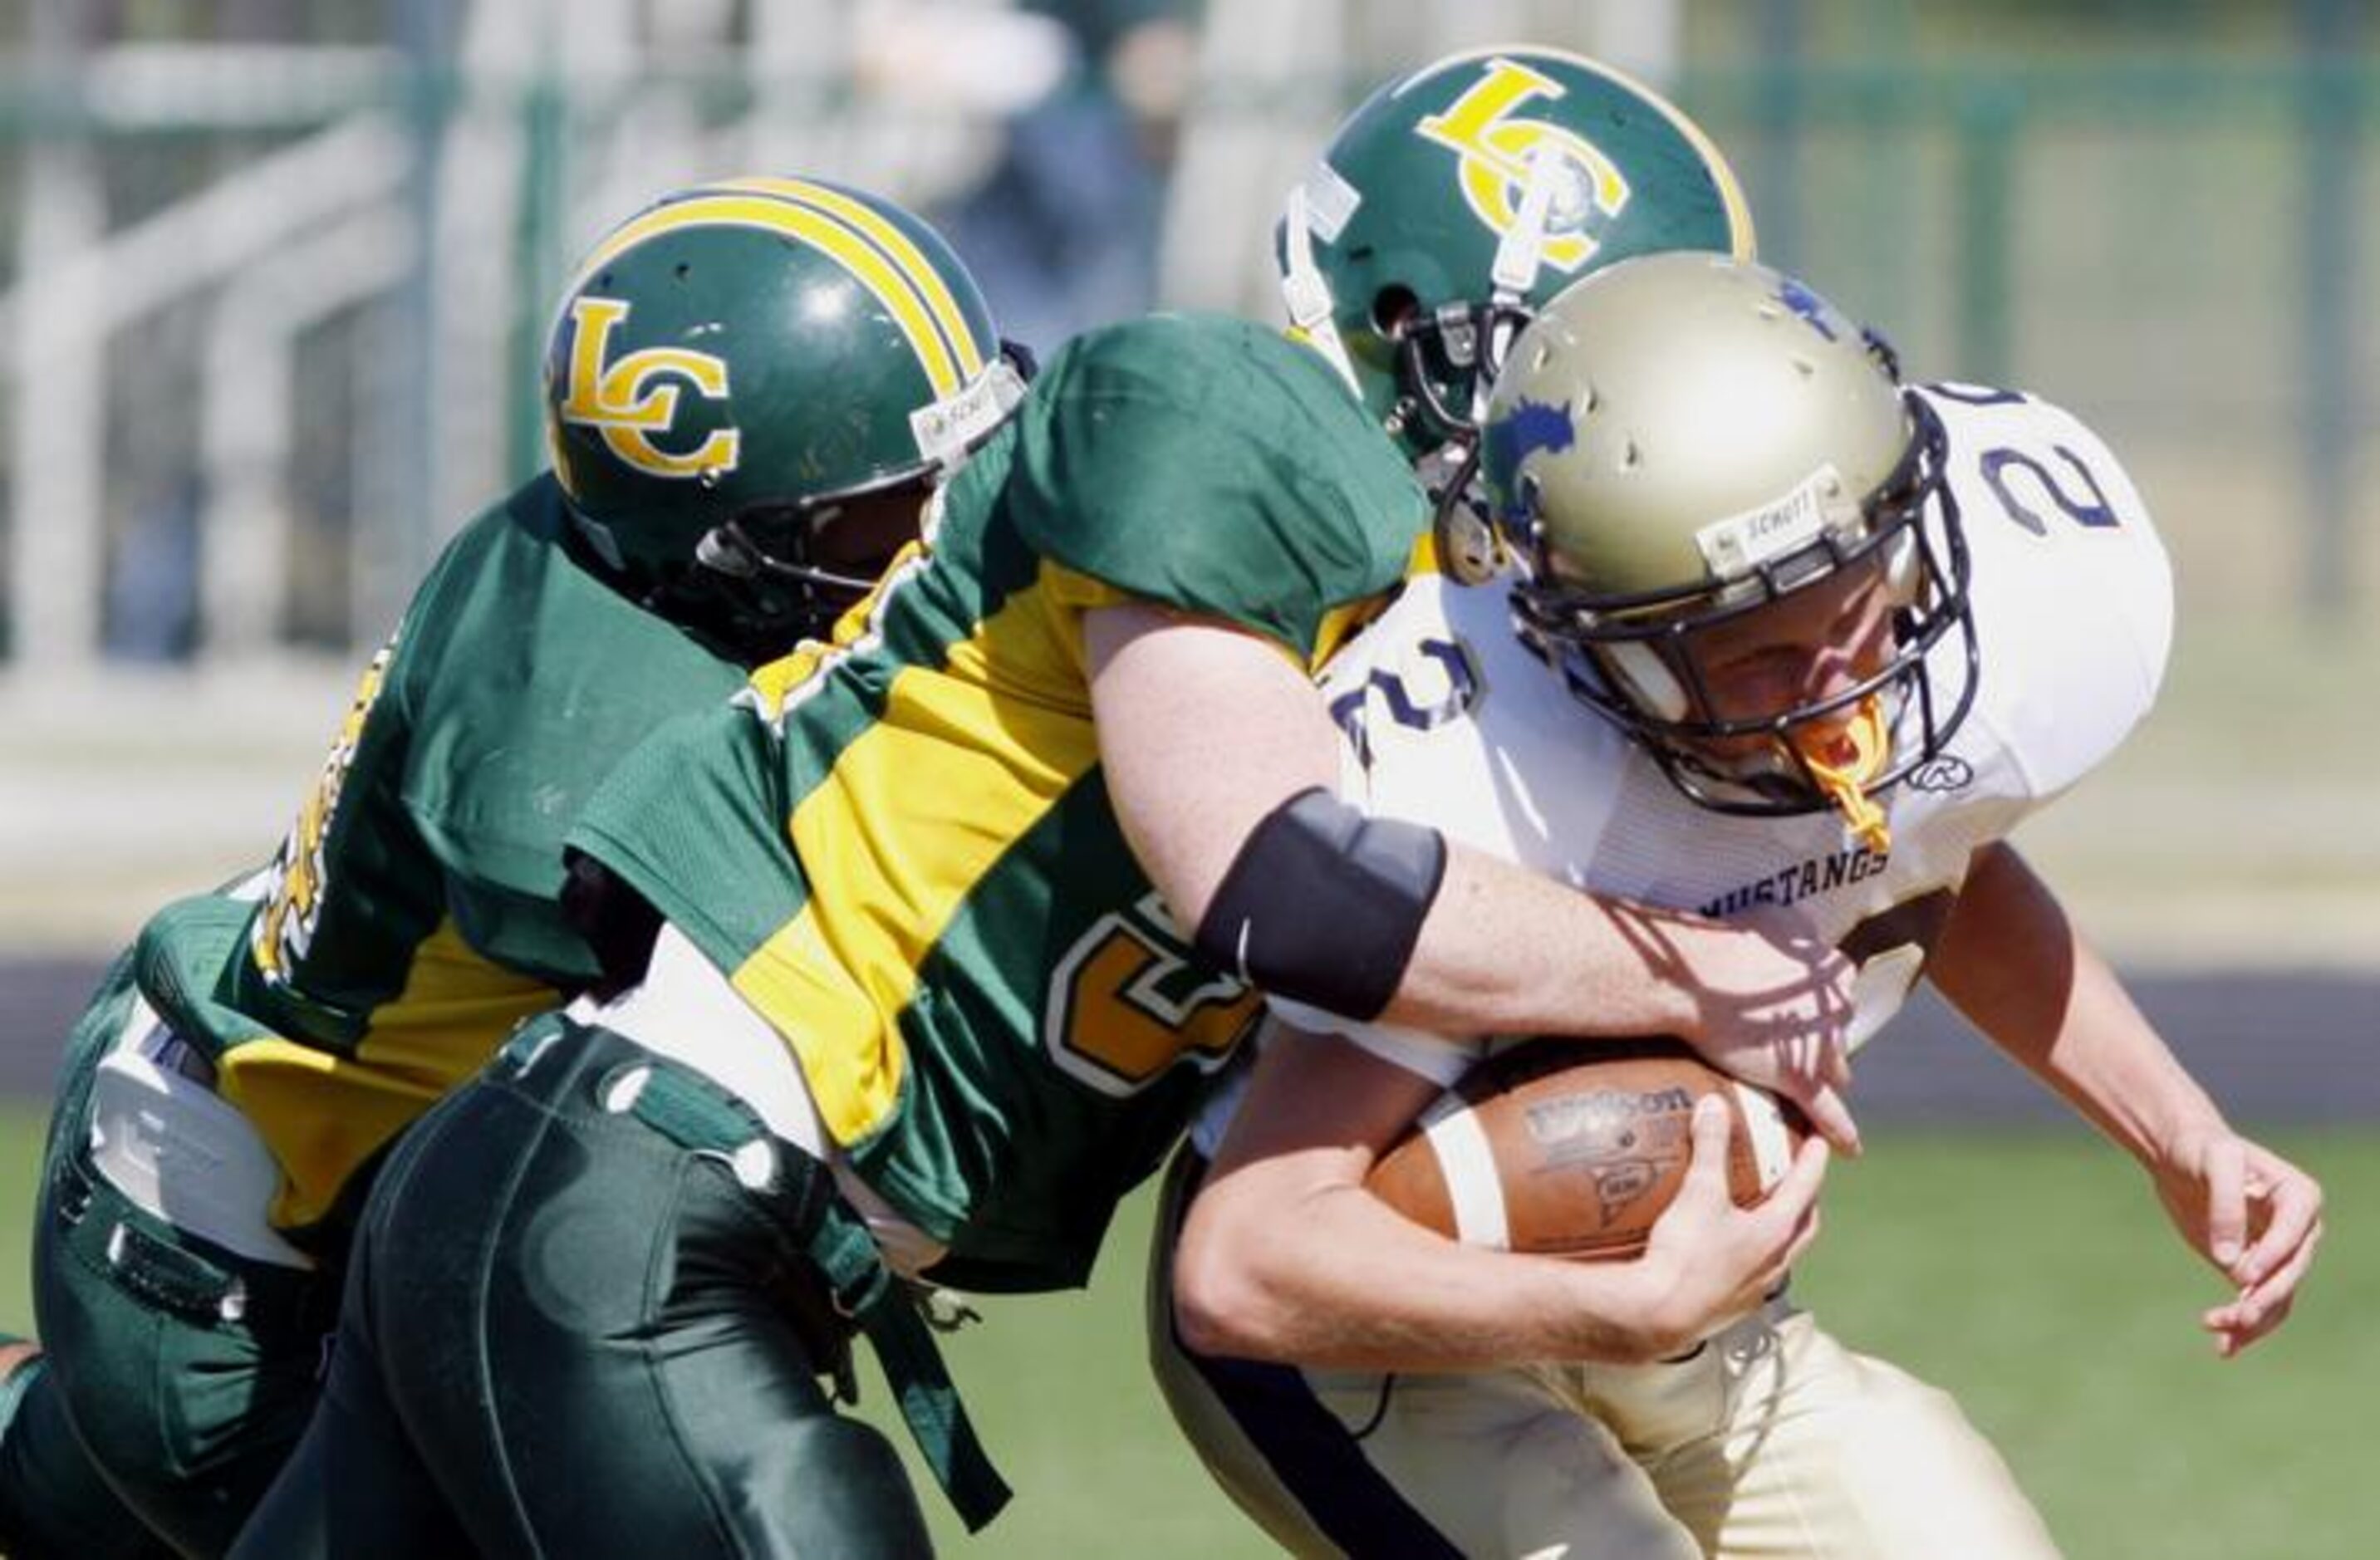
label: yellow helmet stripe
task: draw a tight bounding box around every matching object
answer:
[721,177,990,380]
[568,192,964,396]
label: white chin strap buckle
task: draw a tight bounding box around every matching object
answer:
[1278,180,1361,397]
[1489,145,1564,297]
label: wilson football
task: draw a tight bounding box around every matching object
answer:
[1365,1038,1807,1262]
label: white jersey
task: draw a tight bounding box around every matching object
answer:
[1216,384,2172,1118]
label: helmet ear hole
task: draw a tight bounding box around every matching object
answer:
[1601,641,1691,723]
[1371,285,1420,336]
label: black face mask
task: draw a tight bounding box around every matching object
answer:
[1508,400,1980,822]
[659,474,936,664]
[563,493,904,666]
[633,559,857,667]
[635,336,1031,664]
[1386,297,1536,451]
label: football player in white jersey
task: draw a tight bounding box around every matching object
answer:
[1150,253,2324,1560]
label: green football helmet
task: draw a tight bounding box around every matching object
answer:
[1481,253,1977,836]
[544,176,1026,655]
[1279,46,1755,474]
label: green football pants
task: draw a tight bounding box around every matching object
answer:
[1,949,169,1560]
[228,1018,939,1560]
[0,1344,177,1560]
[12,950,336,1560]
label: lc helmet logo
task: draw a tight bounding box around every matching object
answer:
[1415,56,1632,277]
[553,295,741,480]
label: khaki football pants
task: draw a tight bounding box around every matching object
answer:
[1148,1149,2062,1560]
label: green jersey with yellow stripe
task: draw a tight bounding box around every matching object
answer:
[206,473,746,1242]
[572,312,1428,1292]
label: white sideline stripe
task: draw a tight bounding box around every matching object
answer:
[1731,1081,1795,1194]
[1423,1101,1510,1249]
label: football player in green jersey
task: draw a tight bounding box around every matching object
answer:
[0,178,1023,1560]
[223,49,1859,1560]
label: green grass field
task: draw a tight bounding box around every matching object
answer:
[2,1108,2370,1555]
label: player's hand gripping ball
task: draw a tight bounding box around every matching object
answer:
[1366,1038,1808,1261]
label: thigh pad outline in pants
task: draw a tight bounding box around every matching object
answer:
[337,1028,935,1560]
[1145,1148,1699,1560]
[1149,1140,2058,1560]
[1154,1326,1704,1559]
[1557,1306,2063,1560]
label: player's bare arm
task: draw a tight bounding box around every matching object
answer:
[1083,601,1861,1150]
[1930,840,2324,1356]
[1171,1027,1828,1371]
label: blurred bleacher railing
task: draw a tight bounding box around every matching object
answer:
[5,1,2376,663]
[1,0,2375,967]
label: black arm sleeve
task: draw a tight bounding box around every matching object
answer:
[1191,787,1448,1022]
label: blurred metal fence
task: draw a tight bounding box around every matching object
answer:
[1,3,2375,675]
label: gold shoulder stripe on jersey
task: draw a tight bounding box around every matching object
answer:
[732,575,1102,1142]
[220,917,562,1230]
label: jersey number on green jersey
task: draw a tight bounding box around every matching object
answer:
[1043,893,1261,1096]
[252,636,396,986]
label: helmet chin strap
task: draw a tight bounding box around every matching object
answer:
[1489,147,1561,296]
[1789,695,1895,853]
[1421,150,1564,586]
[1278,182,1362,397]
[1479,146,1563,419]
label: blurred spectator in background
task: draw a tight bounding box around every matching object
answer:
[101,478,202,664]
[924,0,1202,353]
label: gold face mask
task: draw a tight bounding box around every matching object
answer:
[1790,694,1893,853]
